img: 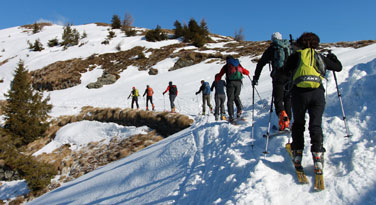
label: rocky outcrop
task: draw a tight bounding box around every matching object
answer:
[86,72,118,89]
[0,160,21,181]
[21,107,194,198]
[56,107,193,136]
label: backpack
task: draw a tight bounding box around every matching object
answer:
[293,48,326,88]
[169,85,177,95]
[134,89,139,97]
[147,87,154,96]
[226,58,243,81]
[203,82,211,95]
[271,39,292,74]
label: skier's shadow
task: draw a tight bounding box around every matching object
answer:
[261,147,309,185]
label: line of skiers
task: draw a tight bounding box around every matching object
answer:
[127,32,342,177]
[128,81,178,112]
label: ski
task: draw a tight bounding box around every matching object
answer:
[263,128,290,138]
[229,118,247,125]
[285,143,309,184]
[314,173,325,191]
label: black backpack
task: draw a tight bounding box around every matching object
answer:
[169,85,177,95]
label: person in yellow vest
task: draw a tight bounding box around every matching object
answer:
[128,86,139,109]
[284,32,342,177]
[143,85,155,111]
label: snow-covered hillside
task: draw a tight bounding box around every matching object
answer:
[1,24,376,204]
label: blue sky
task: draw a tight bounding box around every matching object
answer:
[1,0,375,42]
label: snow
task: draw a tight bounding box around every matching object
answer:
[33,121,149,156]
[0,23,375,204]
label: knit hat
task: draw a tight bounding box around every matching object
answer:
[271,32,282,41]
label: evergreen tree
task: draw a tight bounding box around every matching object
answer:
[48,38,59,47]
[32,22,41,34]
[2,61,52,147]
[61,24,80,47]
[145,25,168,42]
[199,18,209,37]
[111,14,122,29]
[32,39,44,51]
[173,20,184,38]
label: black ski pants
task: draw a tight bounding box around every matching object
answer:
[291,87,326,152]
[226,80,242,119]
[272,78,292,119]
[146,96,153,107]
[131,97,139,109]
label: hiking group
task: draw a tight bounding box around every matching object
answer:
[126,32,343,187]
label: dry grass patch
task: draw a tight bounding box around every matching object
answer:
[20,22,52,30]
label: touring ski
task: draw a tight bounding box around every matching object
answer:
[312,152,325,191]
[285,143,309,184]
[264,128,290,138]
[314,173,325,191]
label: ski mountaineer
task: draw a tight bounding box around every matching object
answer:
[163,81,178,113]
[195,80,213,115]
[211,74,227,121]
[143,85,155,111]
[252,32,292,131]
[215,55,250,123]
[284,32,342,189]
[128,86,139,109]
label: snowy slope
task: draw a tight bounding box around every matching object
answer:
[0,24,376,204]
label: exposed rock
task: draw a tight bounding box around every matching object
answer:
[86,72,117,89]
[148,68,158,75]
[170,57,195,71]
[0,164,21,181]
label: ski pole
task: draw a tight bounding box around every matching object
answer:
[263,94,274,156]
[333,70,352,138]
[247,75,268,109]
[251,84,255,149]
[163,94,166,111]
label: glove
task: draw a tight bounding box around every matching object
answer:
[252,79,258,86]
[163,92,165,95]
[195,92,199,95]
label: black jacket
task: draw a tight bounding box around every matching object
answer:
[254,44,291,83]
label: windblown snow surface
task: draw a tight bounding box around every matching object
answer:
[0,24,375,204]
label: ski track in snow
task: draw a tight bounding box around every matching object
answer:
[0,24,376,204]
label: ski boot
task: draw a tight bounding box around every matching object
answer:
[279,110,290,131]
[237,110,242,118]
[312,152,325,190]
[221,115,227,121]
[215,114,219,121]
[292,150,303,169]
[291,149,308,184]
[312,152,324,175]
